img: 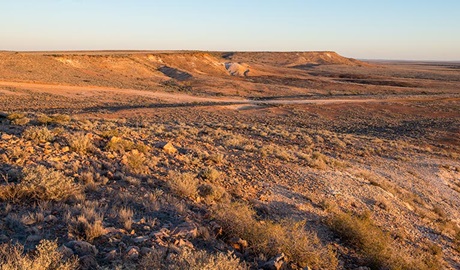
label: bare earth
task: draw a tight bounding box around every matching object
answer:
[0,51,459,269]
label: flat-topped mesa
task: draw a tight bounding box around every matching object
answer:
[0,51,368,87]
[225,51,367,67]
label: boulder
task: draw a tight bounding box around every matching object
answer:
[156,141,177,154]
[66,240,98,257]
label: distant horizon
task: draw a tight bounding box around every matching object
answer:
[1,49,459,63]
[1,0,459,61]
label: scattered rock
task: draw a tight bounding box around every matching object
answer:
[133,235,149,244]
[125,246,140,260]
[22,216,37,225]
[1,134,12,140]
[140,247,154,255]
[58,245,74,259]
[229,237,248,251]
[0,234,9,243]
[104,249,118,261]
[156,141,177,154]
[171,222,198,239]
[262,253,287,270]
[66,240,98,257]
[79,255,98,270]
[26,235,42,242]
[44,215,57,223]
[174,238,194,249]
[210,221,223,237]
[118,241,128,251]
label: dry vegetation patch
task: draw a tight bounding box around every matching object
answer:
[213,201,338,269]
[0,165,82,202]
[328,211,442,270]
[0,240,78,270]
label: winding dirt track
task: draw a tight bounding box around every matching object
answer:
[0,80,458,109]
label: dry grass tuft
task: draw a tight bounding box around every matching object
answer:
[167,172,199,198]
[68,133,93,154]
[328,211,442,270]
[200,167,221,182]
[0,239,78,270]
[69,215,106,242]
[23,126,54,143]
[50,114,71,125]
[122,150,148,174]
[118,207,134,230]
[0,165,82,202]
[140,247,246,270]
[198,183,229,204]
[106,136,134,152]
[213,201,338,268]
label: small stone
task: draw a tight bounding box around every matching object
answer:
[26,235,42,242]
[210,221,223,236]
[44,215,57,223]
[66,240,98,256]
[79,255,98,270]
[1,134,12,140]
[140,247,153,255]
[174,238,194,249]
[118,241,127,251]
[133,236,149,244]
[0,234,10,243]
[104,250,118,261]
[58,245,74,259]
[229,237,248,251]
[262,253,286,270]
[156,141,177,154]
[171,222,198,239]
[125,246,140,260]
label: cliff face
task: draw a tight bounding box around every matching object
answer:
[227,51,367,67]
[0,51,366,86]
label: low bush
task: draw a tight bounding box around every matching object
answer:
[213,201,338,268]
[0,239,78,270]
[68,133,93,154]
[140,247,246,270]
[23,126,54,142]
[327,211,442,269]
[0,165,82,202]
[122,150,148,174]
[167,172,199,199]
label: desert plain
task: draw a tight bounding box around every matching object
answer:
[0,51,459,269]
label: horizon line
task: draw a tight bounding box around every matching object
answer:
[1,49,459,63]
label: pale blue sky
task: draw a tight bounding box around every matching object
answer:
[1,0,459,60]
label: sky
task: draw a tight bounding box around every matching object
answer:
[1,0,459,60]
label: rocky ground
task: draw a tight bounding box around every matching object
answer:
[0,52,459,269]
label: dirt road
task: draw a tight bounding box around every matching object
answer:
[0,80,458,110]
